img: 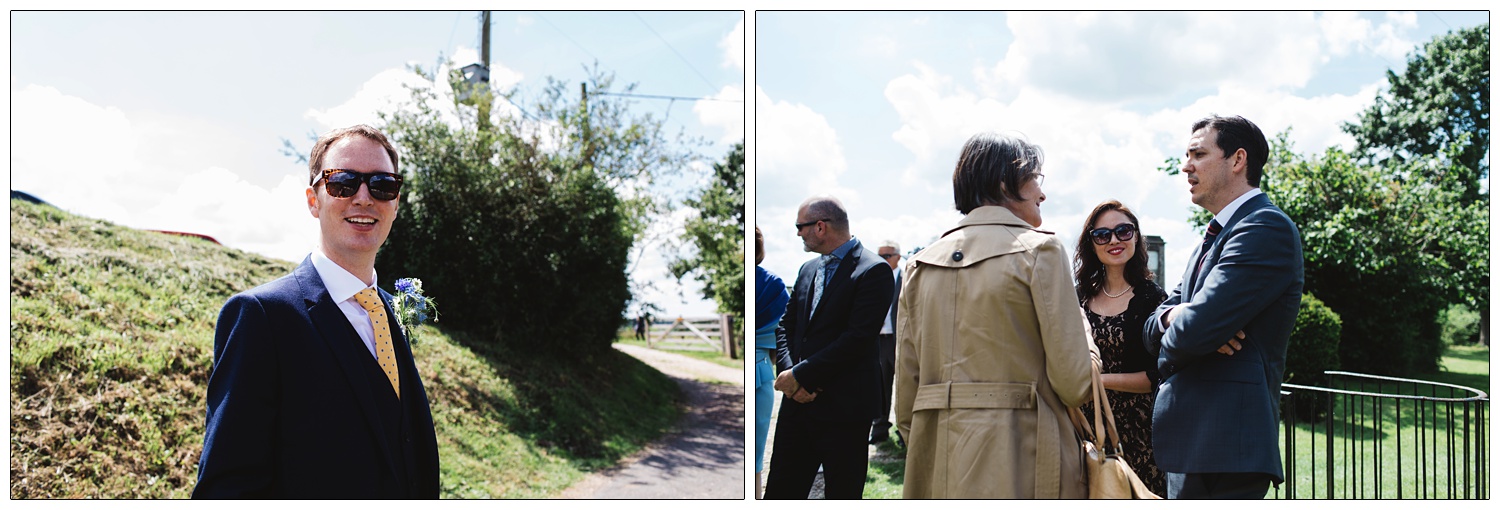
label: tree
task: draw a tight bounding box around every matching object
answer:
[374,63,697,355]
[1343,23,1489,204]
[1343,23,1490,344]
[669,142,745,324]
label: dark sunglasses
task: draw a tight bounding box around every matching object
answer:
[879,253,899,260]
[1089,223,1137,245]
[313,169,403,201]
[795,219,830,231]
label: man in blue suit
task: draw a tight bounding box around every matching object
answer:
[1145,115,1303,499]
[194,125,440,498]
[764,196,894,499]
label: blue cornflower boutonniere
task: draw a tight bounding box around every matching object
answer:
[393,278,438,344]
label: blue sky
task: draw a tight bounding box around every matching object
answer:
[9,10,744,318]
[754,11,1490,294]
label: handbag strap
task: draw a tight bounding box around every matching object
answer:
[1089,357,1124,455]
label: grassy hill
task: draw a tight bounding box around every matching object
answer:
[9,199,681,498]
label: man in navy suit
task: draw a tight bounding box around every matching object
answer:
[764,196,894,499]
[1145,115,1303,499]
[194,125,440,498]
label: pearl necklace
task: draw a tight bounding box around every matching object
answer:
[1102,284,1131,298]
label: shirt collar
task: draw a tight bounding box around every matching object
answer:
[1213,188,1264,227]
[831,237,859,260]
[311,249,377,303]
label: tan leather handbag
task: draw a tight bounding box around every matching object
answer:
[1069,362,1162,499]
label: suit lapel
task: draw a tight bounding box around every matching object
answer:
[293,259,402,481]
[1188,194,1271,297]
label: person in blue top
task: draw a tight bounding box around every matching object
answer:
[753,225,790,499]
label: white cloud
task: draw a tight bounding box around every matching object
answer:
[721,17,744,72]
[753,86,857,211]
[694,86,745,144]
[986,12,1325,104]
[11,84,317,262]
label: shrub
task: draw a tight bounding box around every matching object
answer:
[1285,293,1342,419]
[1439,303,1482,346]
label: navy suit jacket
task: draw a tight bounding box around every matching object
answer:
[774,238,895,423]
[194,257,440,498]
[1144,193,1303,483]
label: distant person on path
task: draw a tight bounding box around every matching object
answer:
[764,196,894,499]
[1073,199,1169,496]
[870,240,903,447]
[194,125,440,498]
[897,132,1097,498]
[1144,115,1303,499]
[753,226,790,499]
[635,314,648,342]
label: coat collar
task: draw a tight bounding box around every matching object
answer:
[915,206,1054,269]
[943,206,1053,238]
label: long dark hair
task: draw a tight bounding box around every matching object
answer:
[1073,199,1154,301]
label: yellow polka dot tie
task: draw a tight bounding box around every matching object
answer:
[355,288,400,399]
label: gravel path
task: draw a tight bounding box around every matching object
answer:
[559,344,745,499]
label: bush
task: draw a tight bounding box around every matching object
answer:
[1285,293,1341,419]
[374,70,660,356]
[1439,303,1482,345]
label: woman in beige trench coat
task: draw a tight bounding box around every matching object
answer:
[896,132,1099,499]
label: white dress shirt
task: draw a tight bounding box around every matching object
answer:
[1213,188,1264,228]
[310,250,381,359]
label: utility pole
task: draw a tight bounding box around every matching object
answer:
[478,11,492,133]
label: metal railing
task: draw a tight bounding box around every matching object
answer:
[1276,371,1489,499]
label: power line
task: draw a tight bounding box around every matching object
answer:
[596,92,742,103]
[536,12,600,63]
[632,12,719,94]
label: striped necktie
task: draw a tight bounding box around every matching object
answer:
[355,288,400,399]
[1192,219,1223,282]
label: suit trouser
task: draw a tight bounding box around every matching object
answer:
[871,334,896,436]
[764,411,869,499]
[1166,472,1272,499]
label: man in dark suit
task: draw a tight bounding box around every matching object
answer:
[764,196,894,499]
[194,125,440,498]
[1145,115,1303,499]
[869,240,902,446]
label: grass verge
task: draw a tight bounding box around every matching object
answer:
[9,200,680,498]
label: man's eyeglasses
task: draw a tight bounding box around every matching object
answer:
[313,169,404,201]
[795,219,830,231]
[1033,173,1046,187]
[1088,223,1137,245]
[879,253,899,260]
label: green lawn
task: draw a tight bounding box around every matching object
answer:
[1274,343,1489,500]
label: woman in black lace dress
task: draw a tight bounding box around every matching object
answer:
[1072,200,1167,496]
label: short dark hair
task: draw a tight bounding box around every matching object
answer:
[952,132,1045,215]
[804,197,850,233]
[1192,115,1268,187]
[307,124,401,186]
[1072,199,1154,301]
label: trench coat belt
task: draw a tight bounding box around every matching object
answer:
[910,381,1064,498]
[911,381,1036,411]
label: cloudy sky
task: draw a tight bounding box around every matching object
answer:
[10,11,744,317]
[755,10,1489,294]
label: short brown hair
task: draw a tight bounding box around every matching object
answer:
[952,132,1044,215]
[307,124,401,186]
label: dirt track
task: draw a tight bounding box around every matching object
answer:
[559,344,745,499]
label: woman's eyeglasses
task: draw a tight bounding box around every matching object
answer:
[1089,223,1137,245]
[313,169,403,201]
